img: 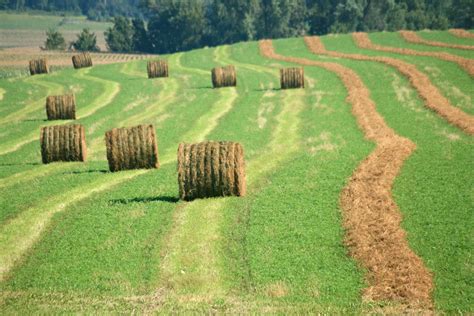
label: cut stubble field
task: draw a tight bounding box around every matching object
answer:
[0,30,473,314]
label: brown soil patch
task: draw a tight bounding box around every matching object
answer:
[449,29,474,39]
[260,40,433,308]
[307,36,474,134]
[353,32,474,76]
[400,30,474,50]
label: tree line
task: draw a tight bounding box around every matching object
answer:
[34,0,474,54]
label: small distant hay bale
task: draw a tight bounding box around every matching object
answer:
[211,65,237,88]
[72,52,93,69]
[46,95,76,120]
[40,124,87,164]
[280,67,305,89]
[105,124,159,172]
[29,58,49,75]
[147,60,169,78]
[177,141,246,201]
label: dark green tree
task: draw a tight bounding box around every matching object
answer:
[44,28,66,50]
[105,17,133,52]
[132,18,150,52]
[72,28,100,52]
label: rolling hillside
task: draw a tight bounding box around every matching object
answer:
[0,30,473,313]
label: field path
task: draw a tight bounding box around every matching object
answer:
[306,36,474,134]
[449,29,474,39]
[400,30,474,50]
[260,39,433,308]
[352,32,474,76]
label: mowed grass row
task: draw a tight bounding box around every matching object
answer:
[417,30,474,46]
[274,37,473,312]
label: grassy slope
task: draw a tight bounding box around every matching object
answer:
[0,13,111,31]
[0,31,472,313]
[280,36,473,312]
[417,30,474,46]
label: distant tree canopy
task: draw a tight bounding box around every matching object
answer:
[3,0,473,53]
[44,28,66,50]
[72,28,99,51]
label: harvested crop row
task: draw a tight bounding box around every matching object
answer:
[449,29,474,39]
[260,39,433,308]
[400,30,474,50]
[306,36,474,134]
[353,32,474,76]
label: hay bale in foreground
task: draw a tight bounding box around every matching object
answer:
[147,60,169,78]
[105,124,159,172]
[40,124,87,164]
[177,141,246,201]
[29,58,49,75]
[46,95,76,120]
[211,65,237,88]
[280,67,304,89]
[72,52,93,69]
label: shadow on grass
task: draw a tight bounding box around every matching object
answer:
[188,86,214,90]
[0,162,41,166]
[63,169,109,174]
[253,88,281,92]
[22,119,48,122]
[109,196,180,205]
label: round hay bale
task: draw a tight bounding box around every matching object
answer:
[211,65,237,88]
[105,124,159,172]
[280,67,305,89]
[46,94,76,120]
[40,124,87,164]
[147,60,169,78]
[72,52,93,69]
[29,58,49,75]
[177,141,246,201]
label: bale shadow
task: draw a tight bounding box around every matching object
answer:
[109,196,179,205]
[0,162,41,166]
[188,86,214,90]
[253,88,281,92]
[63,169,109,175]
[22,119,48,122]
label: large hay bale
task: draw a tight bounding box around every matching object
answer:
[280,67,305,89]
[105,124,159,172]
[72,52,93,69]
[46,95,76,120]
[211,65,237,88]
[177,141,246,201]
[40,124,87,164]
[29,58,49,75]
[147,60,169,78]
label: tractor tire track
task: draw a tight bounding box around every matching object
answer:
[259,39,433,308]
[400,30,474,50]
[352,32,474,76]
[449,29,474,39]
[306,36,474,134]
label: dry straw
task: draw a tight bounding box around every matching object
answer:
[147,60,169,78]
[40,124,87,164]
[211,65,237,88]
[177,141,246,201]
[29,58,49,75]
[280,67,305,89]
[72,52,93,69]
[105,124,159,172]
[46,95,76,120]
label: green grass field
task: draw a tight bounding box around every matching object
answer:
[0,30,473,313]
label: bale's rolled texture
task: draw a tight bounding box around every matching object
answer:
[105,124,159,172]
[177,141,246,201]
[29,58,49,75]
[280,67,305,89]
[46,95,76,120]
[147,60,169,78]
[211,65,237,88]
[72,52,93,69]
[40,124,87,164]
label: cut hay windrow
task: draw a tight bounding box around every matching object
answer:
[449,29,474,39]
[306,36,474,134]
[45,94,76,120]
[211,65,237,88]
[72,52,93,69]
[400,30,474,50]
[147,60,169,78]
[280,67,305,89]
[177,141,246,201]
[105,124,159,172]
[353,32,474,76]
[260,39,433,309]
[40,124,87,164]
[29,58,49,75]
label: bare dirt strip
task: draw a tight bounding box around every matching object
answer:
[306,36,474,135]
[260,40,433,309]
[400,30,474,50]
[353,32,474,76]
[449,29,474,40]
